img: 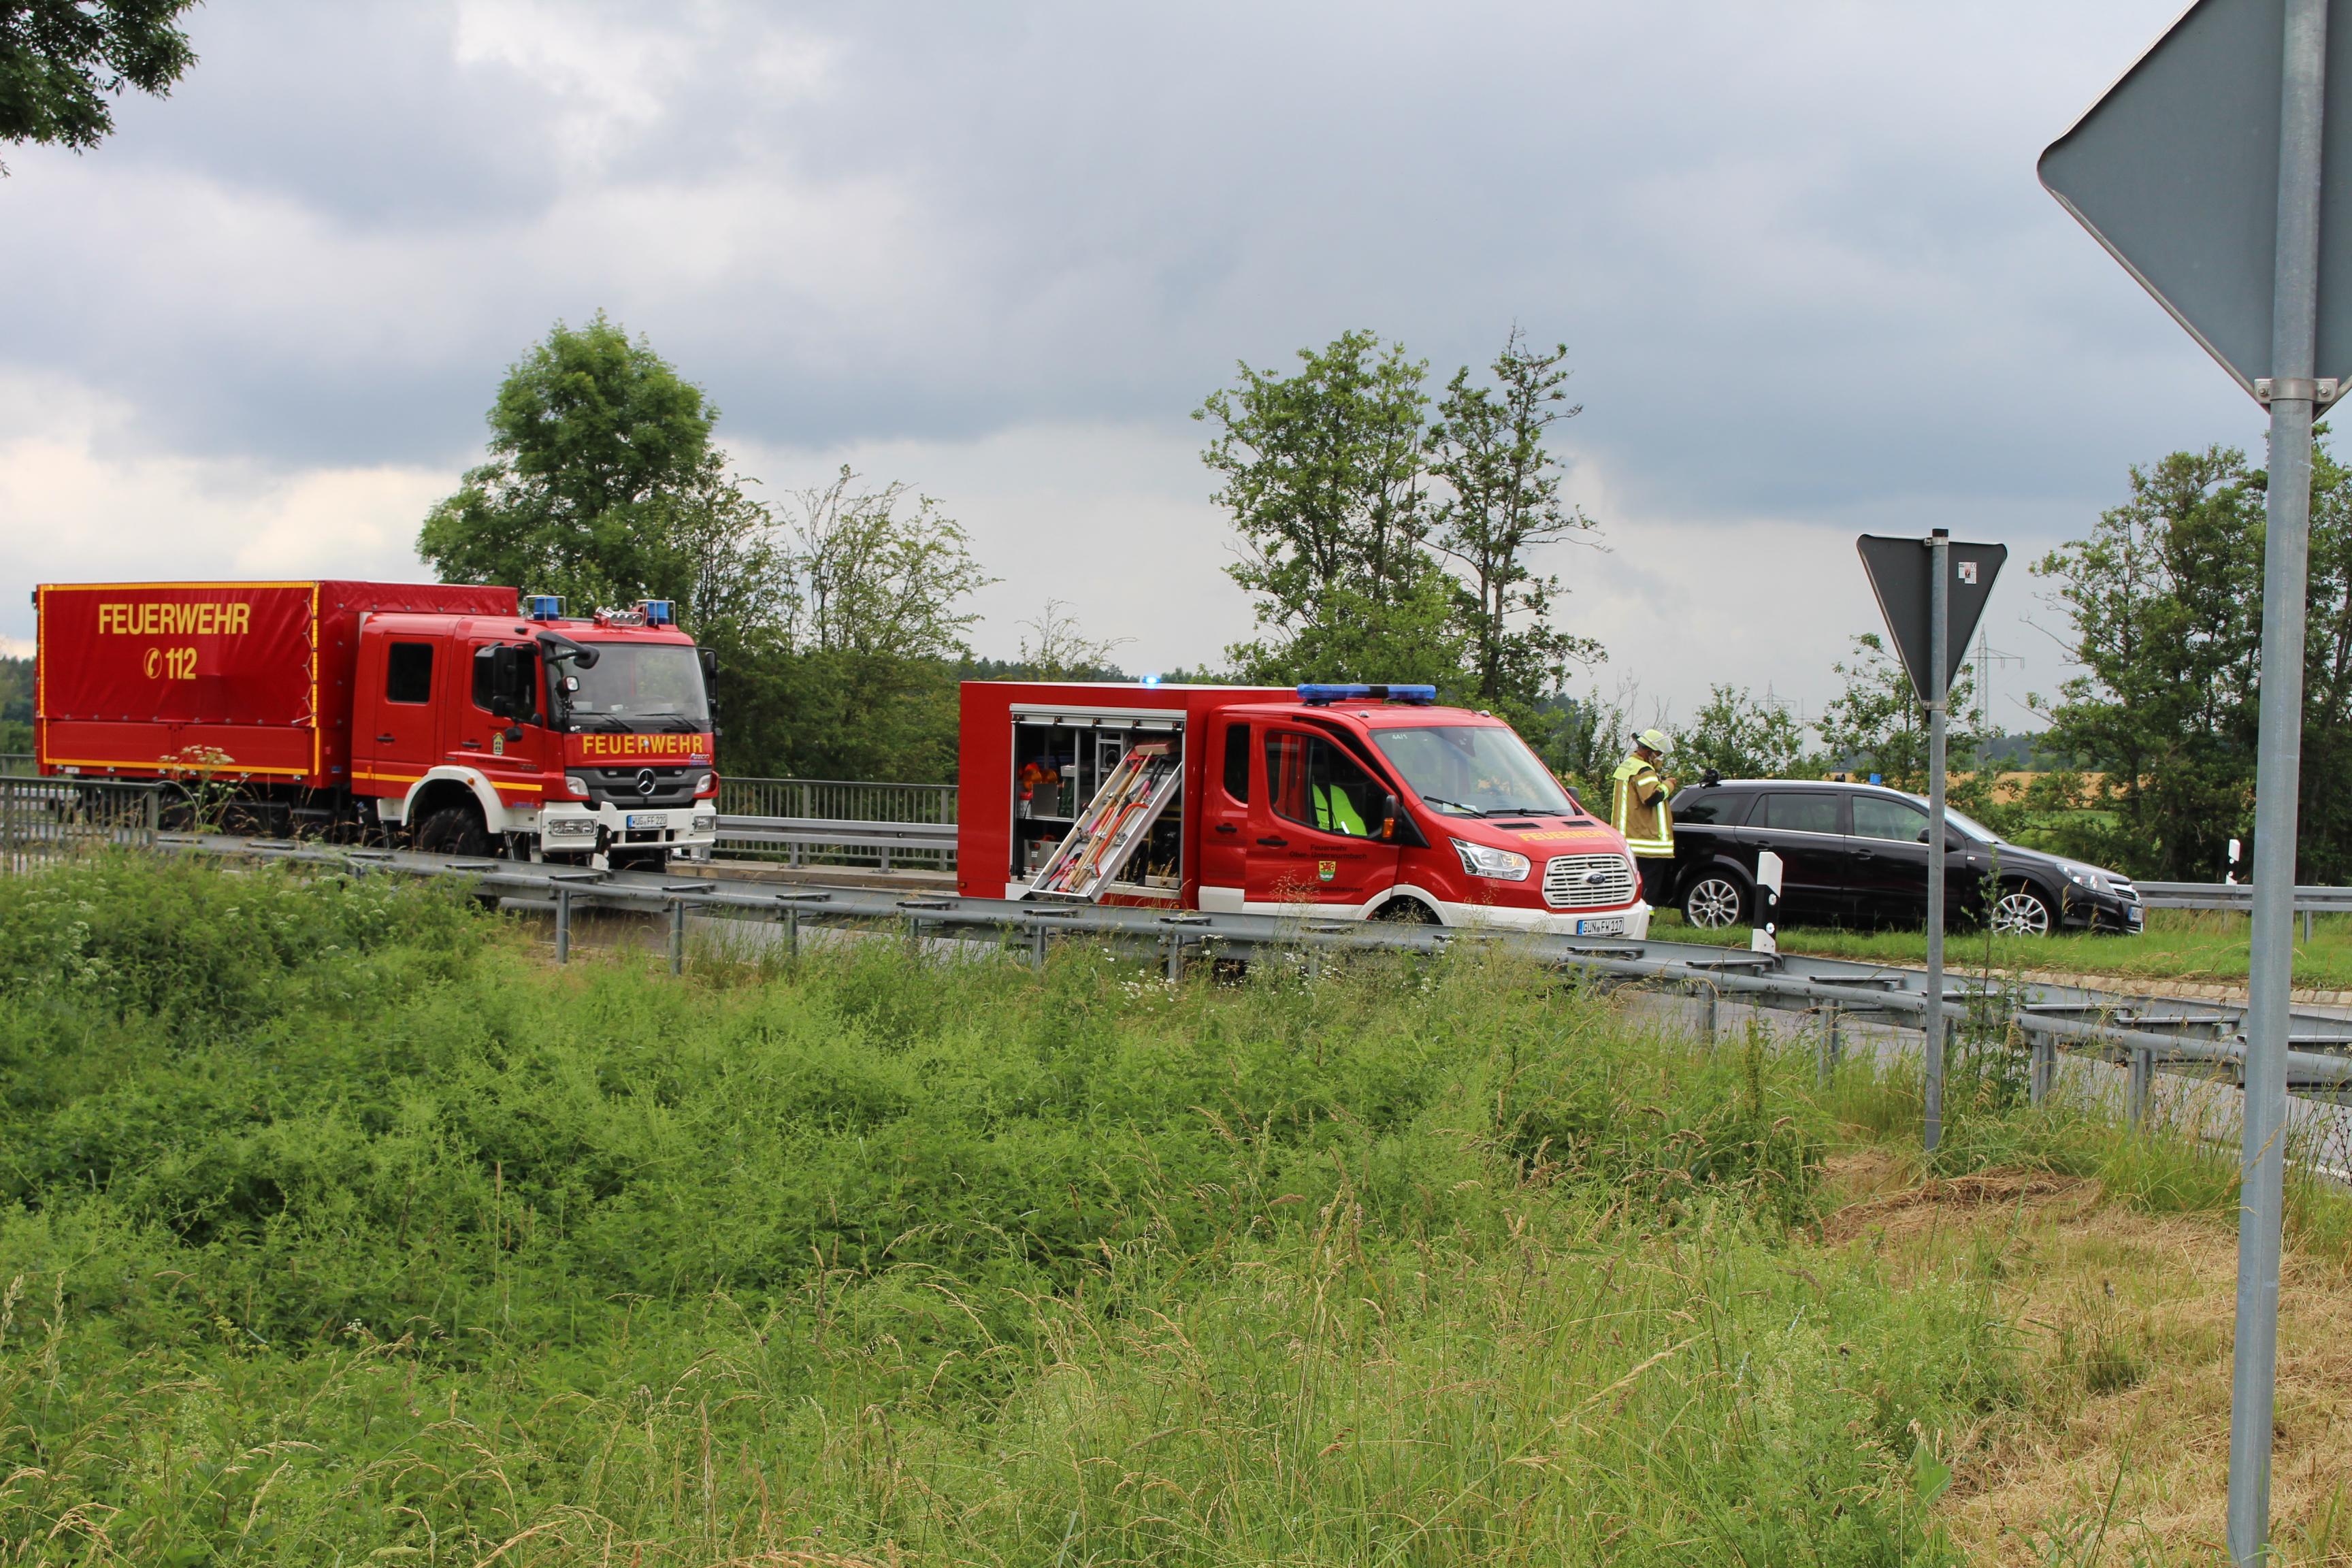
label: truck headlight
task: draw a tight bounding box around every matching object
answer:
[695,772,718,796]
[565,775,590,799]
[544,816,596,838]
[691,812,718,832]
[1450,837,1531,881]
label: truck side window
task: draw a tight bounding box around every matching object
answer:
[470,644,541,719]
[385,642,434,705]
[1222,722,1250,802]
[1266,731,1384,838]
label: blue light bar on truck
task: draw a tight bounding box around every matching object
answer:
[639,599,673,625]
[526,595,564,620]
[1296,683,1437,706]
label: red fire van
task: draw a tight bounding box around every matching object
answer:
[956,681,1650,937]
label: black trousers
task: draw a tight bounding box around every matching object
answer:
[1636,855,1676,909]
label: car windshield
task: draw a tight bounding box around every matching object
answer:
[561,643,709,731]
[1369,723,1575,817]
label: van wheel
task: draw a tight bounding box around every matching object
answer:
[415,804,495,859]
[1682,875,1747,930]
[1371,897,1439,925]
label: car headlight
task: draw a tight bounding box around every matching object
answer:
[2060,863,2106,889]
[1451,837,1531,881]
[565,775,590,798]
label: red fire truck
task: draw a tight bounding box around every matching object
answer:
[958,680,1650,937]
[33,579,721,869]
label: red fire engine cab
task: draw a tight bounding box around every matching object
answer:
[957,681,1650,937]
[33,579,721,869]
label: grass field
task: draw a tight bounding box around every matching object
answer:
[1652,905,2352,990]
[1,855,2349,1563]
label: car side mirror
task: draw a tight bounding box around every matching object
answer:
[1380,792,1399,842]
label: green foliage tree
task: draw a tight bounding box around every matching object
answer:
[1014,598,1132,681]
[0,0,197,171]
[2033,445,2266,879]
[1817,632,1980,794]
[1196,331,1465,686]
[1428,329,1602,725]
[1673,685,1817,781]
[0,654,31,756]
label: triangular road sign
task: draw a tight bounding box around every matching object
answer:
[1856,536,2006,702]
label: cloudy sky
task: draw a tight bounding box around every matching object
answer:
[0,0,2265,731]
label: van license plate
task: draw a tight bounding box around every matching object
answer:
[627,813,662,830]
[1575,916,1624,936]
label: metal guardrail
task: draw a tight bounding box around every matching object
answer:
[715,814,958,871]
[0,777,161,872]
[122,836,2352,1133]
[2138,881,2352,913]
[717,777,956,825]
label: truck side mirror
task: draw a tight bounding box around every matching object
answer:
[699,647,719,680]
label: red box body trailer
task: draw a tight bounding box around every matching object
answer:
[958,681,1651,937]
[35,580,723,869]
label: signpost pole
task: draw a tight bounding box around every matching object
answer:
[2230,3,2328,1558]
[1923,529,1950,1154]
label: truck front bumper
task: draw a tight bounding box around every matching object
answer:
[538,802,719,855]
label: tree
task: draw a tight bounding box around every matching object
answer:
[1674,685,1816,780]
[1817,632,1981,793]
[1427,329,1603,722]
[2033,445,2265,879]
[777,467,992,659]
[1015,599,1132,681]
[1,0,197,171]
[418,312,732,612]
[1196,331,1465,685]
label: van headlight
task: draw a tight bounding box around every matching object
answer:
[1451,837,1531,881]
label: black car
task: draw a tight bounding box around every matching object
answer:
[1664,778,2142,936]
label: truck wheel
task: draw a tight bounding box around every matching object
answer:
[415,804,495,859]
[1682,875,1746,930]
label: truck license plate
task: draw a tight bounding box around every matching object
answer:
[626,813,663,830]
[1575,916,1624,936]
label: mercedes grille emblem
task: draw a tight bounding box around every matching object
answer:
[634,768,657,796]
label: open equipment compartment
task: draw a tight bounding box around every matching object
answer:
[1026,741,1183,900]
[1007,705,1185,897]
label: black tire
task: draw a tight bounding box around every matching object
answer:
[414,804,495,859]
[1682,873,1748,930]
[1371,897,1440,925]
[1991,883,2054,936]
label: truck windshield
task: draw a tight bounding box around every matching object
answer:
[561,644,710,731]
[1369,724,1576,818]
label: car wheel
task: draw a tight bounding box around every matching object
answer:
[1991,885,2053,936]
[415,804,495,859]
[1682,875,1747,930]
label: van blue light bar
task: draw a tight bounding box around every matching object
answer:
[1296,683,1438,706]
[526,595,564,620]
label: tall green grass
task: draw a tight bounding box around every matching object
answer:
[0,855,2023,1563]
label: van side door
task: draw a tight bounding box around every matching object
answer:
[1196,715,1252,906]
[1245,728,1401,908]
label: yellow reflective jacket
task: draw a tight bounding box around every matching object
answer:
[1611,753,1673,856]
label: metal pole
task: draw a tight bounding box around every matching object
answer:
[1820,1001,1841,1085]
[2129,1044,2153,1128]
[668,899,685,976]
[2233,2,2327,1558]
[555,885,572,964]
[1925,529,1950,1152]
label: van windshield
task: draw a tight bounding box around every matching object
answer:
[1369,724,1576,818]
[560,644,710,732]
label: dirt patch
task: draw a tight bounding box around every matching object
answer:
[1818,1168,2097,1245]
[1814,1175,2352,1563]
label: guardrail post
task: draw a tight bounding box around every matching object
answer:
[1030,921,1047,970]
[882,844,893,874]
[783,906,800,962]
[555,885,572,964]
[2129,1044,2153,1127]
[1165,933,1183,983]
[2305,906,2315,943]
[2030,1026,2055,1105]
[1701,983,1718,1045]
[668,899,685,976]
[1820,1001,1840,1085]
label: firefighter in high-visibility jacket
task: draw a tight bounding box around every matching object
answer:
[1612,728,1676,908]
